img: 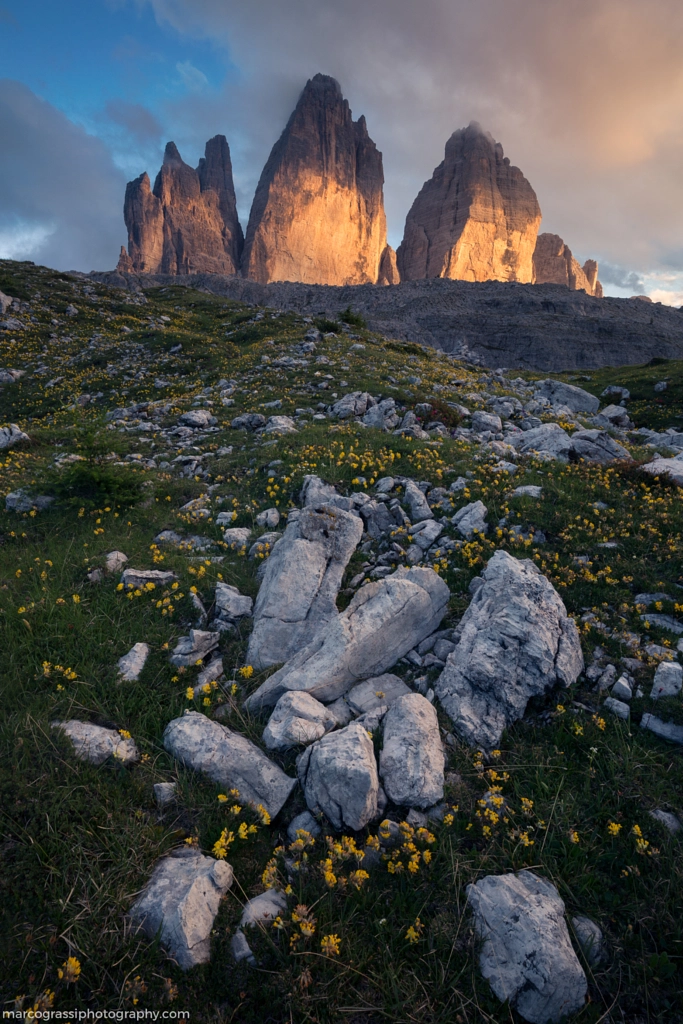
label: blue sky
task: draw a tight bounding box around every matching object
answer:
[1,0,682,304]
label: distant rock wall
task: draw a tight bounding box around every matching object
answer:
[241,74,393,287]
[119,136,243,276]
[533,232,603,297]
[397,123,542,285]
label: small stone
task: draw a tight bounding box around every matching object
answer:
[264,415,297,434]
[345,674,411,715]
[603,696,630,720]
[571,916,604,966]
[452,500,488,539]
[640,713,683,745]
[169,629,219,667]
[611,676,632,701]
[512,485,542,499]
[222,527,251,549]
[472,410,502,433]
[153,782,176,807]
[105,550,128,573]
[287,810,322,844]
[121,568,177,588]
[256,507,280,529]
[263,691,337,750]
[51,720,139,765]
[596,664,617,691]
[117,642,150,681]
[406,808,428,828]
[380,694,445,808]
[180,409,216,428]
[650,661,683,700]
[129,847,233,970]
[215,582,253,620]
[87,568,104,583]
[403,478,433,521]
[648,809,681,834]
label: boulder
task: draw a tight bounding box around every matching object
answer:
[650,661,683,700]
[245,566,450,711]
[296,721,379,830]
[169,629,219,667]
[263,691,337,751]
[246,503,363,670]
[641,456,683,487]
[467,871,587,1023]
[222,526,251,548]
[345,674,411,715]
[408,519,443,550]
[359,499,396,539]
[593,403,632,429]
[214,582,253,620]
[510,422,573,461]
[403,479,433,522]
[534,379,599,414]
[300,474,341,507]
[641,713,683,745]
[435,551,583,748]
[128,847,233,970]
[363,398,400,430]
[472,410,502,434]
[331,391,374,419]
[256,507,280,529]
[51,720,139,765]
[0,423,29,450]
[163,711,296,817]
[264,415,297,435]
[117,642,150,681]
[452,500,488,539]
[121,568,177,588]
[180,409,216,428]
[569,429,630,464]
[601,385,630,402]
[379,693,444,808]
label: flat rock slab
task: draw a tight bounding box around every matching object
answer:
[642,457,683,487]
[246,503,363,671]
[380,693,444,809]
[163,711,296,817]
[246,566,450,711]
[51,720,139,765]
[345,674,411,715]
[511,423,572,460]
[467,870,587,1024]
[297,721,379,831]
[570,429,630,464]
[129,847,233,970]
[121,568,177,588]
[641,713,683,745]
[651,661,683,699]
[535,379,599,414]
[117,642,150,681]
[263,691,337,751]
[435,550,583,749]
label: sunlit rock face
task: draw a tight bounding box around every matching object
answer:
[242,74,394,286]
[533,232,603,297]
[397,122,542,284]
[120,136,243,276]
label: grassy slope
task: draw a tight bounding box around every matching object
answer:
[0,260,682,1021]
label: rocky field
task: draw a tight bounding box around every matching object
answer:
[1,258,683,1022]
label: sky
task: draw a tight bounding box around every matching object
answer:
[1,0,683,304]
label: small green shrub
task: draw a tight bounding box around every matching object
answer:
[339,306,366,329]
[52,463,142,507]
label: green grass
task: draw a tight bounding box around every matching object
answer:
[1,259,683,1021]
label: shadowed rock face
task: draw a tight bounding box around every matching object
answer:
[533,232,603,297]
[242,74,394,286]
[119,136,243,275]
[397,122,541,284]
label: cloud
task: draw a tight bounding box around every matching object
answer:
[104,99,163,144]
[140,0,683,271]
[598,263,645,294]
[175,60,208,93]
[0,79,127,271]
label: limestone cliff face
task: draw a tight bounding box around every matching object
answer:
[242,74,392,286]
[121,136,243,275]
[532,233,603,297]
[397,122,541,284]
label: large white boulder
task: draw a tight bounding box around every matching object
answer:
[129,847,233,970]
[510,423,573,461]
[467,871,587,1023]
[297,722,379,831]
[246,503,363,670]
[163,711,296,817]
[51,720,139,764]
[435,551,583,748]
[380,693,444,809]
[245,566,450,711]
[534,379,599,414]
[263,691,337,751]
